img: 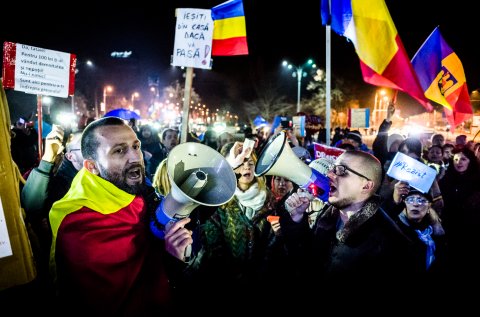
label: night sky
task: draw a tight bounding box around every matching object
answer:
[1,0,478,121]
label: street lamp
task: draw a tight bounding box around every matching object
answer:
[131,92,139,110]
[101,85,113,117]
[73,58,95,114]
[282,59,316,113]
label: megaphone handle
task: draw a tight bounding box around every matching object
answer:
[184,244,192,261]
[310,169,330,202]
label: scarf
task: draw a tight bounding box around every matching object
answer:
[399,212,436,270]
[235,182,267,220]
[415,226,436,270]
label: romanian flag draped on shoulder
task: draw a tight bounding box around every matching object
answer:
[49,168,136,270]
[321,0,432,111]
[211,0,248,56]
[412,26,473,127]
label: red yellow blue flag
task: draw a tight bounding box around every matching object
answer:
[321,0,432,111]
[211,0,248,56]
[412,26,473,127]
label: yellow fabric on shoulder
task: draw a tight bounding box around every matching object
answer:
[50,167,135,238]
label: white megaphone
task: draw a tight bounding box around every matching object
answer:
[254,131,330,201]
[151,142,237,239]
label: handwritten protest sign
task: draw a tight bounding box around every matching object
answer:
[172,8,213,70]
[386,152,437,193]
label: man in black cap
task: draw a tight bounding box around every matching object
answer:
[342,130,373,153]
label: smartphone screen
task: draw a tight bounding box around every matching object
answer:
[243,138,255,158]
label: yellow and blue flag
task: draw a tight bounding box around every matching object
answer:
[321,0,432,111]
[211,0,248,56]
[412,26,473,127]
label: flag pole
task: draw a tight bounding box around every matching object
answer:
[37,94,43,159]
[325,0,332,145]
[392,90,399,103]
[180,67,194,144]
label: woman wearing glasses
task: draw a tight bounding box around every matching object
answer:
[395,189,447,276]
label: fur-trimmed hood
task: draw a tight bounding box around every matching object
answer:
[316,195,382,243]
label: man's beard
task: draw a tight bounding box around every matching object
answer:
[98,163,146,195]
[329,196,355,210]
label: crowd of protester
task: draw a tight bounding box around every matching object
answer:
[3,105,480,314]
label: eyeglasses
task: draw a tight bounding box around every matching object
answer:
[404,196,429,206]
[328,164,371,181]
[69,149,81,152]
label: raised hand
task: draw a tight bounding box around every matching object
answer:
[43,124,65,163]
[393,181,410,204]
[226,141,252,168]
[386,101,396,121]
[285,189,314,223]
[164,217,193,261]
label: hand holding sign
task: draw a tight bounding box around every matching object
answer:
[393,181,410,204]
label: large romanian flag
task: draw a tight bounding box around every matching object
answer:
[321,0,432,111]
[412,26,473,127]
[211,0,248,56]
[49,168,170,312]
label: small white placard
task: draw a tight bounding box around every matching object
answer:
[349,108,370,128]
[172,8,213,70]
[386,152,437,193]
[0,197,13,258]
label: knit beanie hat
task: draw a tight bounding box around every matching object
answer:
[346,130,362,145]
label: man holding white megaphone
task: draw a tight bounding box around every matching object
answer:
[150,142,237,243]
[276,150,421,303]
[254,131,331,201]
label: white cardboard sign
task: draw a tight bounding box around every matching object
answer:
[386,152,437,193]
[172,8,213,70]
